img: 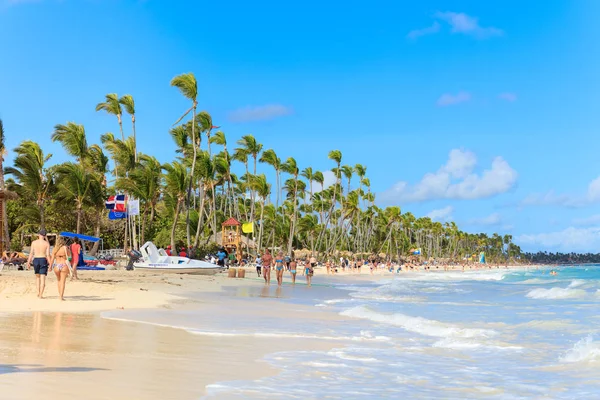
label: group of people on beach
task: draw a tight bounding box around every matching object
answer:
[26,229,84,300]
[255,249,316,287]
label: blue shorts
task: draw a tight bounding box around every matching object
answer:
[33,258,48,275]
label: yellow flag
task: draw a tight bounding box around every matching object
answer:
[242,222,254,234]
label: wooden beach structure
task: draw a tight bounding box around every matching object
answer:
[221,217,243,263]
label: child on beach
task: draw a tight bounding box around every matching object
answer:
[255,255,262,277]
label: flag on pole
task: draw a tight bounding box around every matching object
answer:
[105,195,115,209]
[242,222,254,234]
[115,194,127,212]
[128,199,140,216]
[109,211,127,220]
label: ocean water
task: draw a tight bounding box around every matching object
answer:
[105,266,600,399]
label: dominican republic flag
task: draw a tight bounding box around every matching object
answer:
[115,194,127,212]
[105,196,115,210]
[106,194,127,211]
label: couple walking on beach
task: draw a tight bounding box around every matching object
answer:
[27,230,83,300]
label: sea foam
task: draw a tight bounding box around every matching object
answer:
[560,336,600,363]
[340,305,495,338]
[526,287,586,300]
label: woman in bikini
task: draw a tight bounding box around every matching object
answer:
[49,237,70,301]
[275,251,285,286]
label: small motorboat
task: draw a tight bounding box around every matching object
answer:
[133,242,224,275]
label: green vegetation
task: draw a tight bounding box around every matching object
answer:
[1,73,525,262]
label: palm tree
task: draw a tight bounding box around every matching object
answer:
[341,165,353,194]
[55,162,100,234]
[163,161,188,251]
[119,94,137,161]
[251,174,271,252]
[5,141,53,230]
[301,167,315,203]
[259,149,282,208]
[118,155,161,244]
[0,119,9,248]
[282,157,299,255]
[236,135,262,224]
[51,122,89,166]
[96,93,125,141]
[171,72,199,248]
[101,133,137,174]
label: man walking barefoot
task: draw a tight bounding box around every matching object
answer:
[27,229,50,298]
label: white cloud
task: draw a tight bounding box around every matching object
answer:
[435,11,503,39]
[498,92,517,102]
[379,149,517,204]
[520,176,600,208]
[426,206,453,222]
[228,104,292,123]
[572,214,600,226]
[437,92,471,107]
[467,212,502,226]
[407,21,440,39]
[518,227,600,253]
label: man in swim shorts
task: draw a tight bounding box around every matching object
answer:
[27,229,50,299]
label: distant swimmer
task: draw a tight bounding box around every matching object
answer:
[550,270,558,276]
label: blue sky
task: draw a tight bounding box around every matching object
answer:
[1,0,599,252]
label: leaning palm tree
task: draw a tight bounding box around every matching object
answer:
[51,122,89,166]
[119,94,137,161]
[0,119,9,247]
[171,72,198,248]
[96,93,125,141]
[5,141,54,230]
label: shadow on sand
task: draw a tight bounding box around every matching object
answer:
[0,364,107,375]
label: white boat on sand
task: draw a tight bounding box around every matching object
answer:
[133,242,224,275]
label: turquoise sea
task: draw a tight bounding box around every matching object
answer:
[106,266,600,399]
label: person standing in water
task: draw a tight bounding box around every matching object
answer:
[27,229,50,299]
[50,237,71,301]
[262,249,273,285]
[305,259,314,287]
[275,251,285,286]
[70,238,81,280]
[289,257,298,284]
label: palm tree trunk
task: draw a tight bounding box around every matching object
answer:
[132,116,137,162]
[186,106,198,249]
[118,115,125,142]
[39,202,45,231]
[0,160,9,250]
[258,199,265,252]
[171,199,182,251]
[90,214,102,256]
[193,192,206,248]
[76,205,82,234]
[287,177,298,255]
